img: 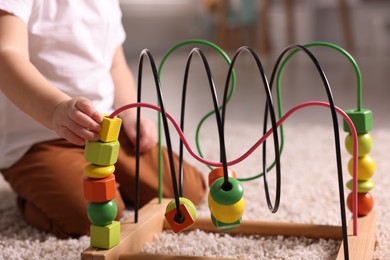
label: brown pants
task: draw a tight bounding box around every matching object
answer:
[1,131,206,238]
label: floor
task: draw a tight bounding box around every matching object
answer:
[127,45,390,135]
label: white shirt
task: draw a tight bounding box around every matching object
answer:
[0,0,126,168]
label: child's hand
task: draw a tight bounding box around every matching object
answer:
[122,115,157,153]
[52,97,102,146]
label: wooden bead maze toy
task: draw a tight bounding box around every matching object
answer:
[81,40,376,260]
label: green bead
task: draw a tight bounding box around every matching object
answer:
[211,214,241,231]
[210,177,243,205]
[343,109,373,134]
[346,179,375,193]
[87,200,117,226]
[166,197,197,220]
[345,133,373,157]
[90,221,120,249]
[84,140,120,166]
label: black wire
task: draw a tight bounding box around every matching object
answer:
[266,44,349,260]
[180,48,231,190]
[134,49,182,222]
[221,46,282,213]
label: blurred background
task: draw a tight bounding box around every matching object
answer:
[120,0,390,57]
[118,0,390,132]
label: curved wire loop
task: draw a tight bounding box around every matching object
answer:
[179,48,231,191]
[221,46,282,213]
[267,44,349,259]
[134,49,183,221]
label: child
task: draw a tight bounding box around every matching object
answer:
[0,1,206,238]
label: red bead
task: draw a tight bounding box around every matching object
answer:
[208,167,237,187]
[347,192,374,216]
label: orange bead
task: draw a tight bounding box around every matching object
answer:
[347,192,374,216]
[164,203,195,233]
[83,174,116,202]
[208,167,237,187]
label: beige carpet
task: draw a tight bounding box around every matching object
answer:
[0,123,389,259]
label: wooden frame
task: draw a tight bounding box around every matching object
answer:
[82,198,376,260]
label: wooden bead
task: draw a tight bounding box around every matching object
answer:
[347,192,374,216]
[87,200,118,226]
[83,164,115,179]
[83,174,116,203]
[348,154,376,180]
[345,133,373,157]
[84,140,120,166]
[210,177,243,205]
[208,193,244,223]
[164,202,195,233]
[346,179,375,193]
[343,109,372,134]
[99,116,122,143]
[211,214,241,231]
[208,167,236,187]
[165,197,197,220]
[90,221,120,249]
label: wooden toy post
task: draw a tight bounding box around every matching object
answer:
[81,198,376,259]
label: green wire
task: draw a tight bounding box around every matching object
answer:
[156,39,236,202]
[154,40,363,193]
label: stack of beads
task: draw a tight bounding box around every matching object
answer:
[343,109,375,216]
[83,115,122,249]
[208,167,244,231]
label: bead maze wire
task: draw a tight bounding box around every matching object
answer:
[108,40,361,260]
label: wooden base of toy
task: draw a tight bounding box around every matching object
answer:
[81,198,376,260]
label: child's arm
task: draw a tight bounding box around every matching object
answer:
[110,45,157,152]
[0,10,101,146]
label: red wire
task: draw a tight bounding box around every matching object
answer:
[110,100,359,235]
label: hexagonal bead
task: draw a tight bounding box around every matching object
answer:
[99,115,122,143]
[90,221,120,249]
[84,174,116,202]
[84,140,119,166]
[343,109,373,134]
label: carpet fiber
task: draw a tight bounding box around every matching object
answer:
[0,123,389,259]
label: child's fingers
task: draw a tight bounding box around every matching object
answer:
[68,98,101,132]
[59,116,100,143]
[75,97,102,123]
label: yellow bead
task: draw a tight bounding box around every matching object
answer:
[166,197,197,220]
[345,133,373,157]
[99,115,122,143]
[83,164,115,179]
[208,193,244,223]
[348,154,376,181]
